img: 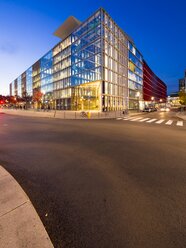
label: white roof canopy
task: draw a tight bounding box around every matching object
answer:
[53,16,81,40]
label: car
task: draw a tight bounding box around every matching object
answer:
[143,107,157,112]
[160,107,170,112]
[151,107,157,112]
[143,107,151,112]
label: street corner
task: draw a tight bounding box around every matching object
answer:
[0,165,54,248]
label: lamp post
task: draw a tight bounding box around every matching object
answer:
[159,98,162,108]
[151,96,154,108]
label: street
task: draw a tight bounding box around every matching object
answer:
[0,111,186,248]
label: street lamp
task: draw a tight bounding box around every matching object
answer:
[151,96,154,108]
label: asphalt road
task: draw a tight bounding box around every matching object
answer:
[0,111,186,248]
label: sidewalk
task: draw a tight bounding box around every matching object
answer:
[0,165,54,248]
[1,108,146,120]
[176,112,186,120]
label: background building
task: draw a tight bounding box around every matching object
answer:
[179,70,186,92]
[9,8,166,111]
[167,92,180,107]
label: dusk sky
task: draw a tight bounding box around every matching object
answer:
[0,0,185,95]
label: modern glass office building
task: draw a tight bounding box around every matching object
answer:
[9,8,165,111]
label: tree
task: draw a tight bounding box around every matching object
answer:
[33,89,43,109]
[179,91,186,105]
[22,91,32,109]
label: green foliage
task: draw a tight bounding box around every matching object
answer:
[179,91,186,105]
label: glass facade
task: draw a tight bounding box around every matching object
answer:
[9,8,166,111]
[26,67,33,97]
[103,11,128,111]
[17,76,22,98]
[70,10,102,111]
[128,42,143,110]
[53,36,71,109]
[21,72,26,97]
[40,51,53,107]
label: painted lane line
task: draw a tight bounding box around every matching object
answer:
[130,117,144,121]
[116,117,122,120]
[165,120,173,125]
[146,118,157,123]
[176,121,183,126]
[155,119,165,124]
[139,118,150,122]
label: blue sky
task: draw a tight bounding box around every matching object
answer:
[0,0,185,95]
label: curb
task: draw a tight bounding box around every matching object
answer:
[1,109,147,120]
[176,113,186,120]
[0,165,54,248]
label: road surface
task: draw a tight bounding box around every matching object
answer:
[0,111,186,248]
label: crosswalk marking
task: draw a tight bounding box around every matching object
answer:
[139,118,150,122]
[146,118,157,123]
[130,117,143,121]
[177,121,183,126]
[122,117,131,120]
[165,120,173,125]
[156,119,165,124]
[123,117,135,121]
[116,117,184,127]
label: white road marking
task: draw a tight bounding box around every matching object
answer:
[139,118,150,122]
[165,120,173,125]
[155,119,165,124]
[130,117,144,121]
[123,117,136,121]
[177,121,183,126]
[116,117,122,120]
[146,118,157,123]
